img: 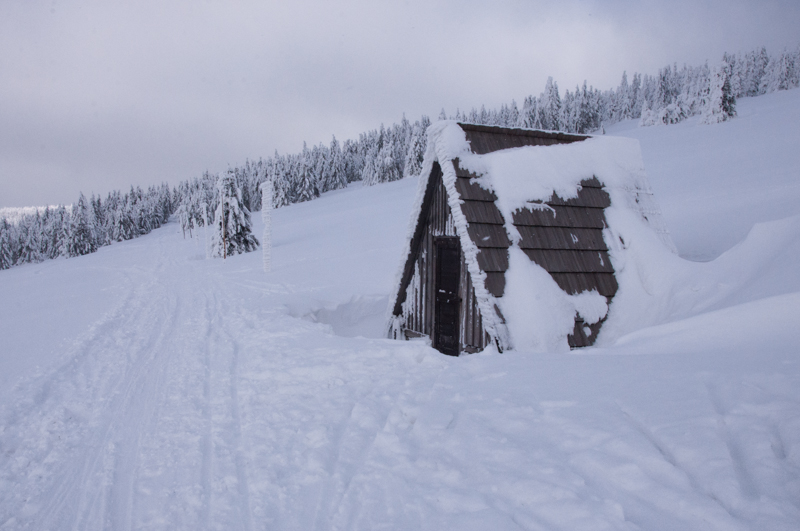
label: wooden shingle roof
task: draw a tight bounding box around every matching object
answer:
[448,125,616,347]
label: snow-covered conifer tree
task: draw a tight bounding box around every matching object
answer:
[66,193,97,257]
[341,139,363,183]
[0,219,12,270]
[361,143,381,186]
[378,141,401,183]
[701,66,736,125]
[630,73,643,118]
[540,77,562,131]
[614,71,632,122]
[326,136,348,191]
[403,121,427,178]
[761,48,797,93]
[209,171,259,259]
[176,202,194,238]
[639,100,658,127]
[296,143,320,202]
[19,212,43,264]
[518,95,542,129]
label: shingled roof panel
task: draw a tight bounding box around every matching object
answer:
[454,177,497,202]
[468,223,512,248]
[517,226,608,251]
[512,205,607,229]
[461,200,505,224]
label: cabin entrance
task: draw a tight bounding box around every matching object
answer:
[434,237,460,356]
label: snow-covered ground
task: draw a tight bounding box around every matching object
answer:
[1,90,799,530]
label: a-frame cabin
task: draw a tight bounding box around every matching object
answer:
[387,122,674,355]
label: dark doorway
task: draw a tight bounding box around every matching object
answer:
[434,237,461,356]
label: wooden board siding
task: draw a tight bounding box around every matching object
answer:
[400,173,487,351]
[460,260,489,352]
[401,172,457,338]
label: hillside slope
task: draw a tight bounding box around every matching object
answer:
[1,90,799,530]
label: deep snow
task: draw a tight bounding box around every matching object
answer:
[1,90,799,530]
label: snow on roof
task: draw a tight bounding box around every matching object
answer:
[389,121,676,352]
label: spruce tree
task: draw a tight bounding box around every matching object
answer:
[541,77,562,131]
[701,67,736,124]
[326,136,347,191]
[66,193,97,257]
[209,171,259,258]
[0,219,13,270]
[403,121,427,178]
[296,143,320,202]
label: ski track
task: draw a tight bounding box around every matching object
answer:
[2,234,799,530]
[0,235,264,530]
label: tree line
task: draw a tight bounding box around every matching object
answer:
[2,44,798,270]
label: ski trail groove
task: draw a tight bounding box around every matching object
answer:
[200,290,215,530]
[617,404,739,520]
[706,383,760,501]
[222,323,254,531]
[0,239,182,530]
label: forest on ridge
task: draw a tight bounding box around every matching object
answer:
[1,43,799,271]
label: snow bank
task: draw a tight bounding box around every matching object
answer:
[607,88,800,261]
[600,212,800,343]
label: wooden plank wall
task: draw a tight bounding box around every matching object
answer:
[401,177,488,352]
[402,177,455,338]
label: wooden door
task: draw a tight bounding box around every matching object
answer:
[434,237,460,356]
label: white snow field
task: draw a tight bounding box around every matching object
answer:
[1,89,800,530]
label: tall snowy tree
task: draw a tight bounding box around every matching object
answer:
[701,66,737,124]
[540,77,562,131]
[518,94,542,129]
[0,219,12,270]
[614,71,632,122]
[66,193,97,257]
[360,142,381,186]
[296,143,320,202]
[761,48,798,93]
[210,171,259,259]
[403,119,428,178]
[325,136,348,192]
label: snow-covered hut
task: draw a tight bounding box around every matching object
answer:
[387,122,675,355]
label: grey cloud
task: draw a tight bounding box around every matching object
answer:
[1,0,799,206]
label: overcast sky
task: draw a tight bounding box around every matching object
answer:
[2,0,799,207]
